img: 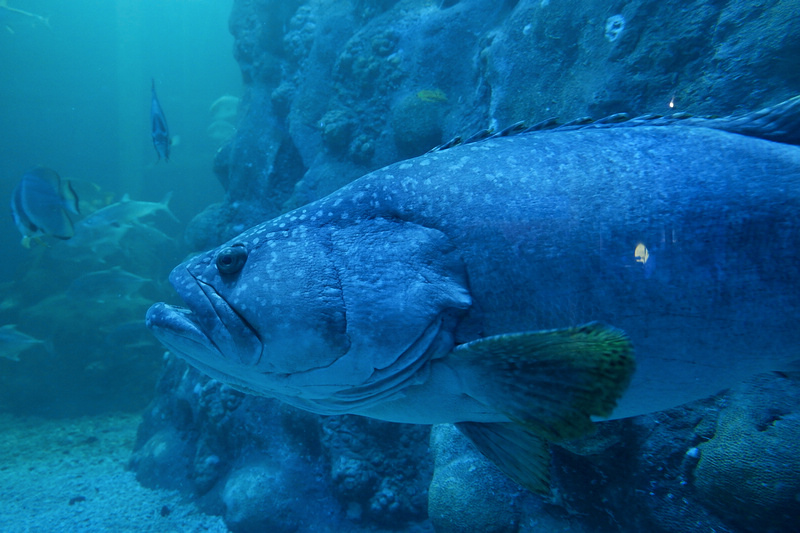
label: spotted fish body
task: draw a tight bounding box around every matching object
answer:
[147,98,800,491]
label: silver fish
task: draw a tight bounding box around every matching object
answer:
[11,166,80,246]
[67,266,150,303]
[79,192,178,229]
[151,79,171,162]
[147,97,800,492]
[0,324,44,361]
[0,0,49,33]
[60,221,132,263]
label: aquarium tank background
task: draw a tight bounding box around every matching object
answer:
[0,0,799,532]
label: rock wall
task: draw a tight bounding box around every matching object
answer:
[136,1,800,532]
[186,0,799,250]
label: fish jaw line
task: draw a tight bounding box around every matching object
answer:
[146,302,221,362]
[163,264,263,368]
[146,302,260,387]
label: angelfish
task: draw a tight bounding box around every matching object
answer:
[11,166,80,246]
[147,96,800,493]
[150,79,171,162]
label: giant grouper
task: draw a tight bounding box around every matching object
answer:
[147,96,800,493]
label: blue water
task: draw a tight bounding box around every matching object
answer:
[0,0,238,415]
[1,0,238,277]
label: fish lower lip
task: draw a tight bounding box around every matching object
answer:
[146,303,208,351]
[190,279,262,366]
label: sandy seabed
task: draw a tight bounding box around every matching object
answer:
[0,412,229,533]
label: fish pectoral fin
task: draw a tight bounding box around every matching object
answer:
[454,322,635,442]
[452,323,634,493]
[456,421,550,494]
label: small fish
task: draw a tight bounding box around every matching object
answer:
[0,0,49,33]
[80,192,178,229]
[0,324,44,361]
[11,166,80,246]
[61,221,132,263]
[67,266,150,302]
[151,79,171,162]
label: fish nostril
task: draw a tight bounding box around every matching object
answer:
[216,244,248,275]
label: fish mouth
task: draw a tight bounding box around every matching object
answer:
[146,265,263,371]
[146,302,219,362]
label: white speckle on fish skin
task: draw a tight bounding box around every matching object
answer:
[447,156,470,172]
[268,241,276,248]
[333,198,343,207]
[341,212,349,220]
[400,177,418,192]
[420,159,430,166]
[252,237,260,245]
[399,163,413,170]
[290,216,297,222]
[253,276,261,283]
[327,212,333,217]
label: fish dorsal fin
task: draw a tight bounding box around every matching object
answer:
[59,180,80,215]
[431,95,800,152]
[698,95,800,145]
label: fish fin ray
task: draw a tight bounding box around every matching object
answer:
[701,95,800,145]
[60,180,80,215]
[159,191,179,222]
[453,322,635,441]
[456,421,551,494]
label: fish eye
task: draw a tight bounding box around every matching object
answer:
[216,244,248,275]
